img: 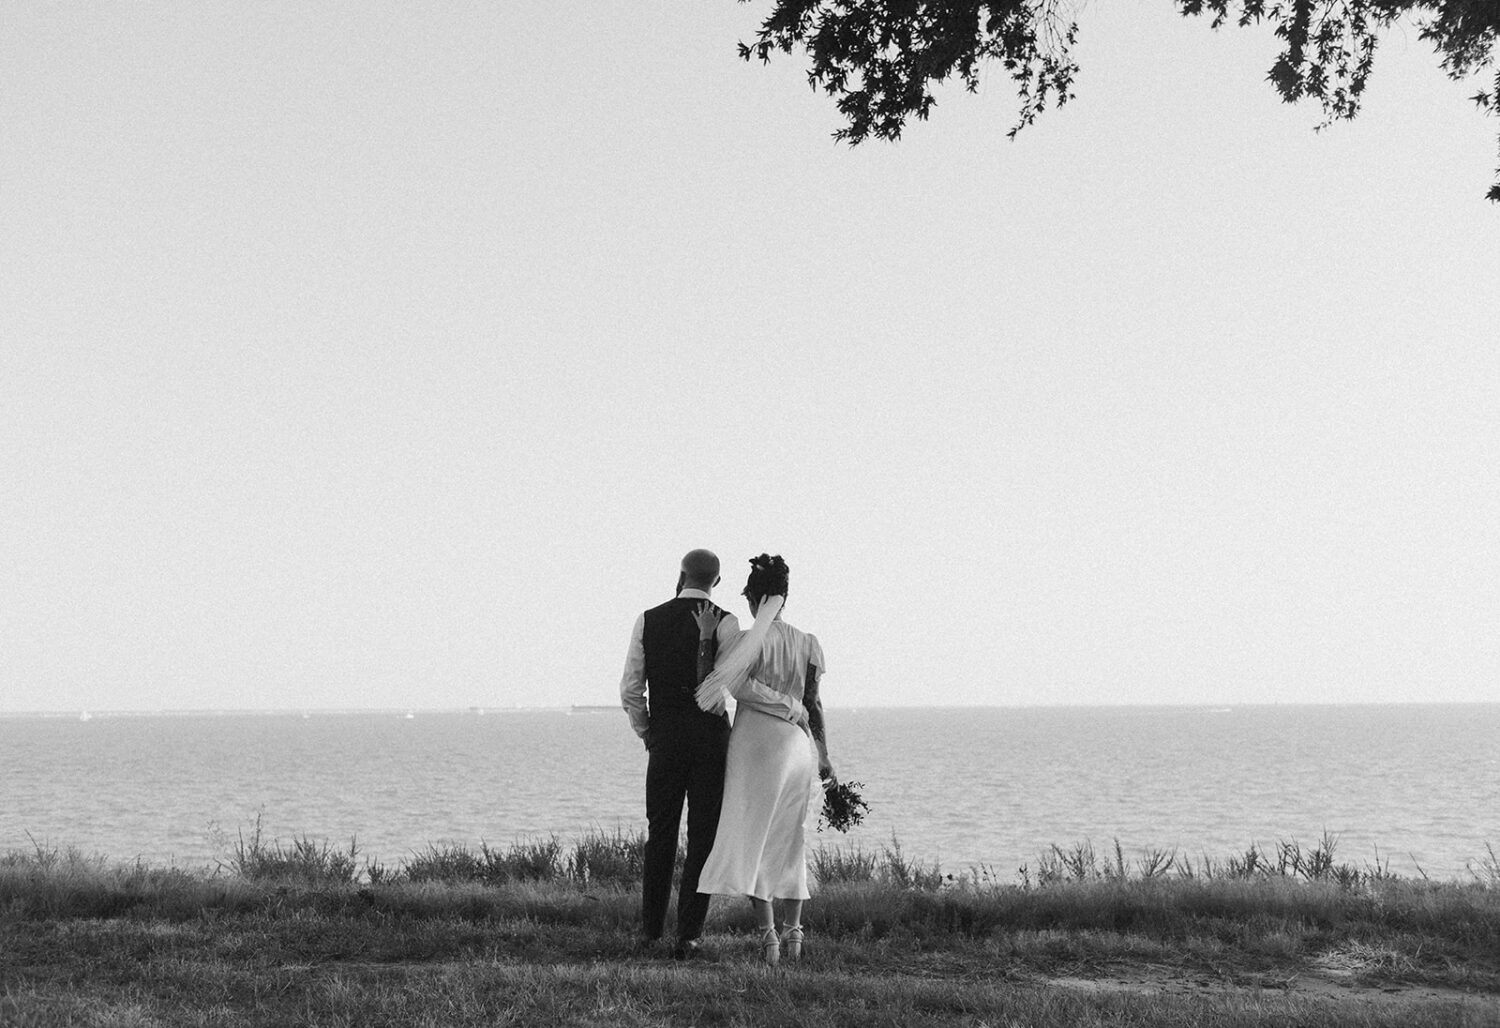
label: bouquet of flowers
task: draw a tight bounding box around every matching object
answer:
[817,779,869,833]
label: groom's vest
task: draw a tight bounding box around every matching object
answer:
[642,597,730,728]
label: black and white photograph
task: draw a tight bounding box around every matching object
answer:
[3,2,1498,1024]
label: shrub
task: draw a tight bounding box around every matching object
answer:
[565,827,646,886]
[480,837,563,884]
[403,844,483,884]
[223,815,358,885]
[812,844,878,884]
[878,836,944,890]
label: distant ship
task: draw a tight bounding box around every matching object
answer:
[79,710,92,722]
[568,705,617,715]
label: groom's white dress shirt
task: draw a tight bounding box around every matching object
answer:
[619,589,740,741]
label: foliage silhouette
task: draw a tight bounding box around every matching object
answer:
[738,0,1500,200]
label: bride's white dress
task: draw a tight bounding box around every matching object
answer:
[697,619,824,901]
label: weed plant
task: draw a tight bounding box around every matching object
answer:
[7,826,1497,937]
[224,814,359,885]
[1469,842,1500,886]
[204,818,681,889]
[1018,832,1422,892]
[811,834,944,889]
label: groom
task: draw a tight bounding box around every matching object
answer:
[620,548,739,956]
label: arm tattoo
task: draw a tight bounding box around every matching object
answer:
[695,636,717,686]
[804,663,826,745]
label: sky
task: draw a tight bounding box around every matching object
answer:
[3,2,1497,713]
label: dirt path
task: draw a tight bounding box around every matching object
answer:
[1044,960,1500,1014]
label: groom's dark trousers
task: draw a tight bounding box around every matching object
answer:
[638,597,731,944]
[643,715,728,942]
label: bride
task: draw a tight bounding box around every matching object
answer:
[692,554,834,966]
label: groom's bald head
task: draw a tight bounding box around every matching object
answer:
[679,548,721,590]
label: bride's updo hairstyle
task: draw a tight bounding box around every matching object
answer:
[742,553,789,606]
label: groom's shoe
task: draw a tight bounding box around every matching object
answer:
[672,938,705,960]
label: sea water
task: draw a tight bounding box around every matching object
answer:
[2,705,1496,880]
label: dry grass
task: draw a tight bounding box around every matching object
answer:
[4,832,1499,1026]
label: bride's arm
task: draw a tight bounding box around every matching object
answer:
[701,620,804,719]
[804,663,833,781]
[691,603,724,686]
[729,674,806,723]
[695,595,785,714]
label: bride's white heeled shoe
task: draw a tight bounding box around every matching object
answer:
[760,927,781,966]
[779,924,804,962]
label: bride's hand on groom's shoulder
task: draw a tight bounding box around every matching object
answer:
[692,602,722,639]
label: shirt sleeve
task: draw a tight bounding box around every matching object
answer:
[716,612,741,653]
[619,612,648,739]
[807,633,825,674]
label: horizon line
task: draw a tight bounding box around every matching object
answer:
[3,699,1497,718]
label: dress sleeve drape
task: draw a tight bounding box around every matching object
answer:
[694,595,784,715]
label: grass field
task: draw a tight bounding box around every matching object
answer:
[3,830,1498,1026]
